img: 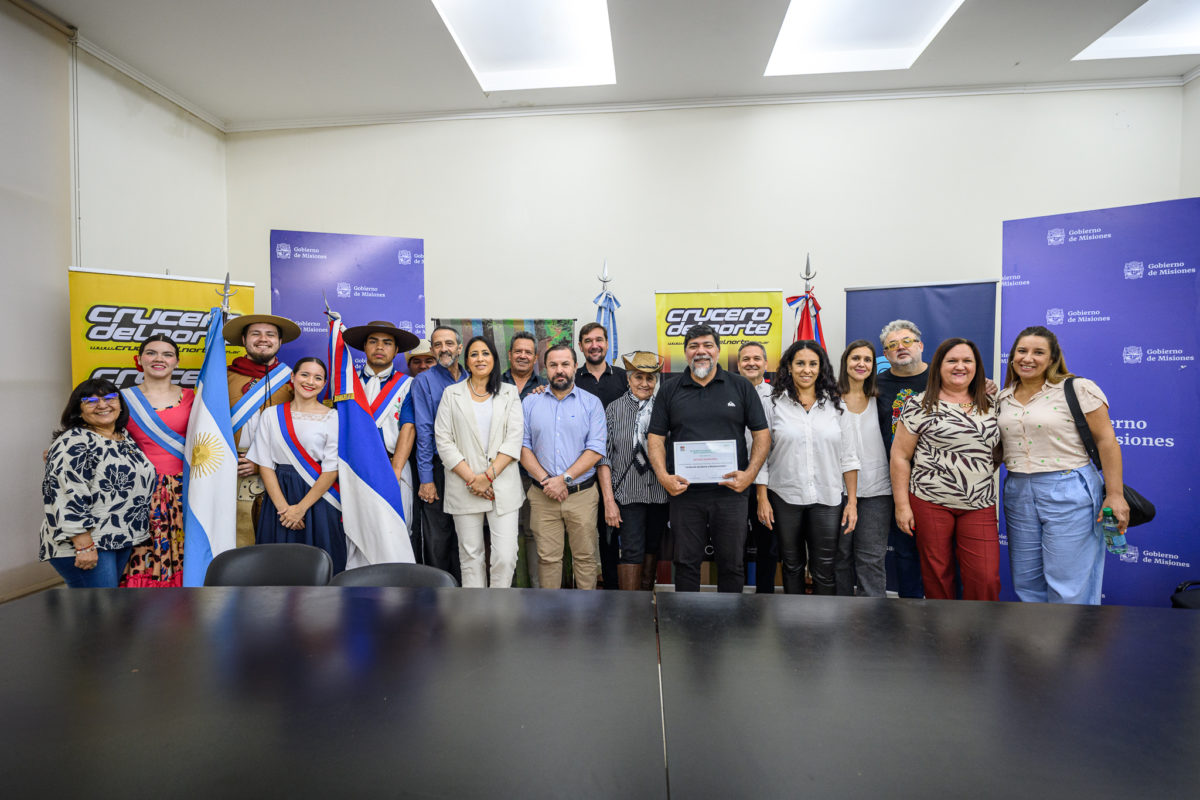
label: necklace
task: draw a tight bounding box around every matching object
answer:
[468,381,491,399]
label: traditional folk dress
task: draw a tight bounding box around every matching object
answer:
[120,385,195,587]
[246,403,345,572]
[227,357,293,547]
[361,363,415,521]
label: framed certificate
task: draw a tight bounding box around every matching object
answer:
[673,440,738,484]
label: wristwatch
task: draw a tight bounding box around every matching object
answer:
[563,473,574,487]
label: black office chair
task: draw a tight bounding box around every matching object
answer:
[203,543,333,587]
[329,562,459,588]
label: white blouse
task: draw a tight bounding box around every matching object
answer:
[246,406,339,472]
[848,397,891,498]
[472,397,494,447]
[758,395,860,507]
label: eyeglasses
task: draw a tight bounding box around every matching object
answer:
[883,337,920,352]
[81,393,119,405]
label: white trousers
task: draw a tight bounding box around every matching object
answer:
[453,508,519,588]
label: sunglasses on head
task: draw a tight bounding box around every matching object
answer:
[883,337,920,352]
[81,393,119,405]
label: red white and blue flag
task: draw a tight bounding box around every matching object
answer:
[326,311,415,566]
[785,290,825,347]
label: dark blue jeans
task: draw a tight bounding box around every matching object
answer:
[50,547,133,588]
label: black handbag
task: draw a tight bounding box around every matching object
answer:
[1063,377,1156,527]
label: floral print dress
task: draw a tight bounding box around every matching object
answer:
[40,428,154,560]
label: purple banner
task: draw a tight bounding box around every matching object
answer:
[270,229,425,373]
[1002,198,1200,607]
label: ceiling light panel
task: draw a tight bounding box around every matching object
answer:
[764,0,966,76]
[432,0,616,91]
[1074,0,1200,61]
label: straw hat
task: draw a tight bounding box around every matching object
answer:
[343,320,420,353]
[406,339,433,359]
[622,351,665,373]
[222,313,301,346]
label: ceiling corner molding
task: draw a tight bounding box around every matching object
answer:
[1184,65,1200,86]
[225,75,1186,134]
[8,0,76,37]
[74,36,228,133]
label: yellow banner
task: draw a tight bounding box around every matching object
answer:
[654,290,784,373]
[69,268,255,389]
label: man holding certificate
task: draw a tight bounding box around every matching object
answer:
[647,324,770,592]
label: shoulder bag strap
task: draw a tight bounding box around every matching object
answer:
[1063,377,1102,470]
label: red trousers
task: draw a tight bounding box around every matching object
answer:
[909,494,1000,601]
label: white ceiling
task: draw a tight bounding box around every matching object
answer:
[35,0,1200,132]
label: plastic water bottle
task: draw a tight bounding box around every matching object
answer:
[1101,507,1127,555]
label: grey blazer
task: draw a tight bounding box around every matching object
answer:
[434,382,525,516]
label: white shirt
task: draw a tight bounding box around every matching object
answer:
[758,394,860,507]
[848,397,890,498]
[472,397,494,446]
[362,364,411,454]
[246,406,339,472]
[744,380,773,453]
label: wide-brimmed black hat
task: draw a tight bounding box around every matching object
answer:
[343,320,421,353]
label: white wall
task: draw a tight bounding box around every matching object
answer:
[1183,77,1200,197]
[75,50,227,280]
[227,87,1182,360]
[0,3,71,598]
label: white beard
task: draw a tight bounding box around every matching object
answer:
[691,360,713,379]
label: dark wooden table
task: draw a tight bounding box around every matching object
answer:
[0,587,667,799]
[656,593,1200,799]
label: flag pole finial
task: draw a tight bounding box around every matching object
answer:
[216,272,236,320]
[802,253,816,294]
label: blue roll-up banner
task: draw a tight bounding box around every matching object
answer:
[845,281,998,594]
[269,229,425,372]
[1002,198,1200,607]
[845,281,997,372]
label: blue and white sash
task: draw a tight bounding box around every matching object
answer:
[276,403,341,511]
[121,386,185,459]
[231,363,292,434]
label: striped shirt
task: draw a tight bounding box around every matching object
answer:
[604,391,669,506]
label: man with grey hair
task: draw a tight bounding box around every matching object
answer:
[875,319,927,598]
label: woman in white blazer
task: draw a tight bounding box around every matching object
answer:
[435,335,525,587]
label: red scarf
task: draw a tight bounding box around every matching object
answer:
[229,357,280,395]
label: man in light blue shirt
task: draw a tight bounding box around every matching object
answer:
[520,342,607,589]
[412,325,467,578]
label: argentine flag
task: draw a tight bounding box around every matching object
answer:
[182,308,237,586]
[327,311,415,565]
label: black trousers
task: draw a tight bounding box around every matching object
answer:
[748,502,778,594]
[671,489,748,593]
[422,457,461,583]
[770,490,841,595]
[597,502,619,590]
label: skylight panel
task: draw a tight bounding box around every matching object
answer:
[1074,0,1200,61]
[432,0,616,91]
[764,0,966,76]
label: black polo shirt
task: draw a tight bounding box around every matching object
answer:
[575,363,627,408]
[501,369,548,400]
[648,365,768,493]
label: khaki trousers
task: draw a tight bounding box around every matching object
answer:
[527,483,599,590]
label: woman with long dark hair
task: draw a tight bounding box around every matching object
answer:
[40,379,155,587]
[435,336,525,587]
[834,339,892,597]
[998,325,1127,604]
[756,340,859,595]
[120,334,195,586]
[890,338,1001,600]
[247,357,345,571]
